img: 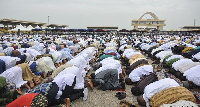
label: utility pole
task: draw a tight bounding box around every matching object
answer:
[194,19,196,26]
[48,16,50,25]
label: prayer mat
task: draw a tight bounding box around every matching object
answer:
[190,89,200,104]
[165,72,182,86]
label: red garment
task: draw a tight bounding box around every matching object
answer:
[12,45,18,50]
[105,52,117,56]
[6,93,39,107]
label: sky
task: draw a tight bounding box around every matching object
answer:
[0,0,199,30]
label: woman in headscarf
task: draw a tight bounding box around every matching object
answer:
[0,76,18,106]
[0,66,29,94]
[29,73,88,107]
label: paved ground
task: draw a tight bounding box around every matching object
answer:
[71,51,153,107]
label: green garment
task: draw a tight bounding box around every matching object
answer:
[194,46,200,50]
[0,76,6,93]
[99,55,118,61]
[163,55,172,63]
[100,40,102,44]
[0,76,15,105]
[166,58,180,67]
[52,54,59,63]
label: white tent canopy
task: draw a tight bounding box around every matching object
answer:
[9,25,33,31]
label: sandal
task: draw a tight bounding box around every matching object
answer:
[120,100,135,107]
[115,92,126,100]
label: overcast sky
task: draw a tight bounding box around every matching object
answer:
[0,0,199,30]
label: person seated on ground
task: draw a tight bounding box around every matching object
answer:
[121,49,134,63]
[11,50,21,57]
[179,62,200,74]
[6,93,48,107]
[172,58,193,72]
[131,73,158,96]
[183,65,200,89]
[126,59,149,75]
[99,54,118,61]
[151,48,164,61]
[56,65,91,91]
[125,64,153,85]
[29,73,88,107]
[50,63,73,79]
[17,63,42,89]
[27,61,46,78]
[34,54,52,61]
[0,66,30,95]
[169,58,193,77]
[136,78,180,107]
[182,47,194,57]
[155,51,173,63]
[24,53,32,63]
[36,56,56,77]
[89,69,125,91]
[0,56,21,70]
[137,87,196,107]
[193,52,200,61]
[16,54,27,65]
[0,76,18,106]
[128,54,145,65]
[171,45,186,54]
[184,48,200,59]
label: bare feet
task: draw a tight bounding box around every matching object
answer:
[87,75,91,79]
[24,83,31,92]
[43,72,47,78]
[88,79,94,90]
[29,80,34,88]
[17,88,22,95]
[64,98,70,107]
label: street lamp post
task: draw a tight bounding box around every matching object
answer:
[48,16,50,25]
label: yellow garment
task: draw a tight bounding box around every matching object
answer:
[0,53,5,56]
[186,40,191,44]
[51,63,73,78]
[150,86,196,107]
[126,45,132,49]
[182,47,194,53]
[17,63,39,82]
[129,54,145,64]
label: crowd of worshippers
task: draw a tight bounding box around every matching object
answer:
[119,34,200,106]
[0,33,200,107]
